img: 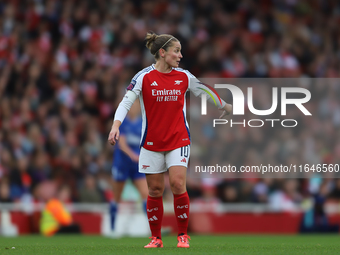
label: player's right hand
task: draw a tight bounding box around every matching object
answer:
[130,153,139,163]
[108,127,119,146]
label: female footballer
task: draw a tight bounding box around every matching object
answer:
[108,32,232,248]
[110,101,148,234]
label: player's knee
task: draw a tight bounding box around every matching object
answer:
[170,179,186,194]
[148,186,164,197]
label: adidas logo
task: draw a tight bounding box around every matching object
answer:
[180,158,186,163]
[148,215,158,221]
[177,213,188,219]
[151,81,158,86]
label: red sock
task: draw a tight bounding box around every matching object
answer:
[146,195,163,238]
[173,191,190,235]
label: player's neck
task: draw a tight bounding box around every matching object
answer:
[154,61,172,73]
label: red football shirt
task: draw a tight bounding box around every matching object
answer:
[127,64,224,152]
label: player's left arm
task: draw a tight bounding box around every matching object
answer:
[186,72,232,118]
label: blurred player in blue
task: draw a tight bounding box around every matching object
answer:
[110,101,148,232]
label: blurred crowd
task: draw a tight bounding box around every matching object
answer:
[1,0,340,211]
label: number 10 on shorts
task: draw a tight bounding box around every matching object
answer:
[181,146,189,158]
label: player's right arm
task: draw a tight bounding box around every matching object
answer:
[108,120,122,146]
[108,72,143,146]
[117,135,139,162]
[108,91,138,146]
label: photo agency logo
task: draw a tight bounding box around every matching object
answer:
[190,79,340,179]
[200,84,312,128]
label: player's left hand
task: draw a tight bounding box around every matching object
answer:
[219,103,232,118]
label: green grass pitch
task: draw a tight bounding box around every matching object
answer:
[0,234,339,255]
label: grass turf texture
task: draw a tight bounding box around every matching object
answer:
[0,235,339,255]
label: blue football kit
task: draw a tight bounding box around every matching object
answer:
[112,115,144,181]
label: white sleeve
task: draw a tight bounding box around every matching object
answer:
[114,71,145,123]
[127,71,144,96]
[113,90,138,123]
[186,71,226,109]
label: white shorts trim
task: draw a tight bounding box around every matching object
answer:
[139,145,190,174]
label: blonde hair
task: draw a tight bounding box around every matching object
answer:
[145,32,178,60]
